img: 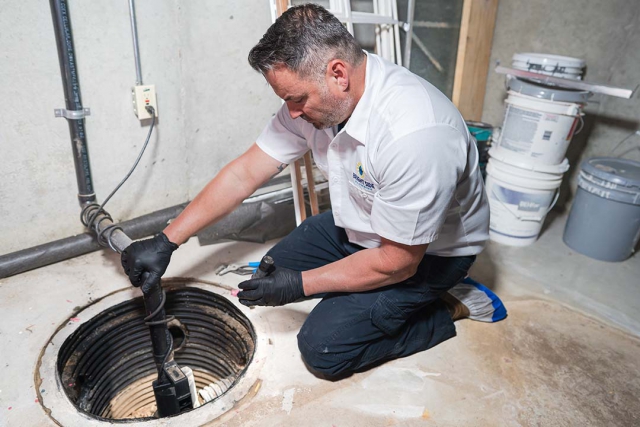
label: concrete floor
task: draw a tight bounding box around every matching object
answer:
[1,214,639,426]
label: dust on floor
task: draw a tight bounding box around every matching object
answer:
[215,299,640,427]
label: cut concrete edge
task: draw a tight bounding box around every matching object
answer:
[36,279,272,426]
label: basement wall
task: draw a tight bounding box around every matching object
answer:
[0,0,280,254]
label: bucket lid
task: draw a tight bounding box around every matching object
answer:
[506,90,582,116]
[512,61,583,74]
[465,121,493,130]
[511,67,584,80]
[487,159,563,191]
[512,53,586,69]
[512,62,583,79]
[580,157,640,189]
[507,77,591,104]
[487,157,564,181]
[489,147,570,174]
[578,172,640,205]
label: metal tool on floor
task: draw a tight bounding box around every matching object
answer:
[215,262,261,276]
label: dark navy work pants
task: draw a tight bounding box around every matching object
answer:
[266,211,475,377]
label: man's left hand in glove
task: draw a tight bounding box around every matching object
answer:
[237,265,305,307]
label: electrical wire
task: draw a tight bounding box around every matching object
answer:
[142,283,176,384]
[81,106,156,251]
[608,130,640,156]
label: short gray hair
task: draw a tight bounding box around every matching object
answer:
[248,4,365,80]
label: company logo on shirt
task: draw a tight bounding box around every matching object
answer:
[353,162,375,191]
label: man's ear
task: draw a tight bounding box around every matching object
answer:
[326,59,349,92]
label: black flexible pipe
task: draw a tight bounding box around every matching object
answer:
[140,273,173,383]
[50,0,95,205]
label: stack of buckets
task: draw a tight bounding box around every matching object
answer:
[485,53,590,246]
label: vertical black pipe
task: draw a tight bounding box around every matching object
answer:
[50,0,96,205]
[141,274,172,381]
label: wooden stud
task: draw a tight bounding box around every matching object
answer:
[275,0,288,16]
[292,159,306,222]
[303,152,320,215]
[452,0,499,121]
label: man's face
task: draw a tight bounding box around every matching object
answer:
[265,66,352,129]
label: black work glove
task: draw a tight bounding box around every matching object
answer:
[237,265,305,307]
[120,232,179,287]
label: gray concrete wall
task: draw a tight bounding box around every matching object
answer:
[0,0,280,254]
[483,0,640,208]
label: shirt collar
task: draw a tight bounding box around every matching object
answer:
[342,52,380,145]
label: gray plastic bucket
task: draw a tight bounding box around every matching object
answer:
[563,157,640,262]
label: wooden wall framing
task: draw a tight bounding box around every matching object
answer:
[452,0,499,121]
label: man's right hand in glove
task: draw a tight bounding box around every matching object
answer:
[120,232,179,287]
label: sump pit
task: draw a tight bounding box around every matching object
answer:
[54,284,256,421]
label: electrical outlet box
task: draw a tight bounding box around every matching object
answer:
[132,85,158,120]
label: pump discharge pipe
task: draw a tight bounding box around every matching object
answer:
[49,0,193,416]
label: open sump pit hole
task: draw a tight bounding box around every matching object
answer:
[56,286,256,421]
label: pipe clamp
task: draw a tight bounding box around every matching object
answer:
[54,107,91,120]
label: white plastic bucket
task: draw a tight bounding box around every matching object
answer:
[512,52,585,68]
[485,156,564,246]
[495,90,582,165]
[512,62,583,80]
[512,53,585,80]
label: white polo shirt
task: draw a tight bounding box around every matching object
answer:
[256,53,489,256]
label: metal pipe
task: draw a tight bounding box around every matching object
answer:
[128,0,143,85]
[403,0,415,68]
[391,0,403,66]
[49,0,96,205]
